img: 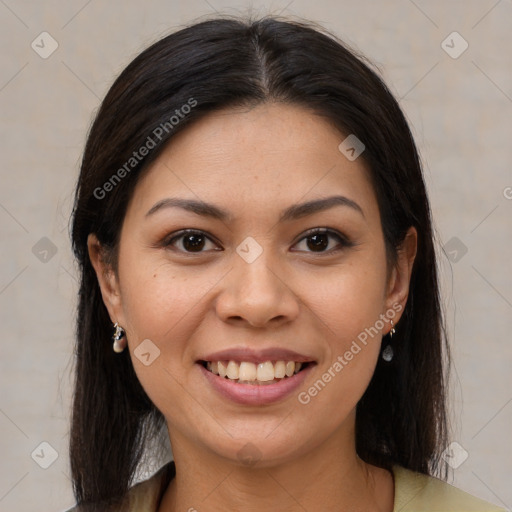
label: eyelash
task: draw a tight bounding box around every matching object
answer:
[162,228,353,255]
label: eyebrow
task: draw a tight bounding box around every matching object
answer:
[145,195,364,222]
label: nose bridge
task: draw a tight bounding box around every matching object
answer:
[238,246,281,296]
[215,239,299,326]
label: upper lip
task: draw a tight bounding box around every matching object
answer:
[199,347,315,364]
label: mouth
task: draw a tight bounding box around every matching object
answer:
[199,359,313,386]
[196,347,317,404]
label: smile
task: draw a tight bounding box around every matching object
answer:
[198,359,315,405]
[202,360,310,385]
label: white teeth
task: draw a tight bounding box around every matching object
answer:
[218,361,227,378]
[274,361,286,378]
[257,361,275,381]
[204,359,308,384]
[239,362,257,381]
[226,361,239,380]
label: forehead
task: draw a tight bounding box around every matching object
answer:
[126,102,379,222]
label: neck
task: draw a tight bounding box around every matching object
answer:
[158,419,394,512]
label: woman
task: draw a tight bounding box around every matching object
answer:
[67,16,505,512]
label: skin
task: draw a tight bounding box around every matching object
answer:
[89,102,417,512]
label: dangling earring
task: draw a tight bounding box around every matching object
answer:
[112,322,126,353]
[389,319,396,338]
[381,320,395,362]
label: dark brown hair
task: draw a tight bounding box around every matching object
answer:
[69,15,450,508]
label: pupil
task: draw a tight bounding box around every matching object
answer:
[183,234,205,251]
[307,233,328,251]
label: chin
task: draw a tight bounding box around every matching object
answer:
[202,426,312,469]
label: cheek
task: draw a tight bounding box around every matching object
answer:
[311,253,388,346]
[302,254,388,408]
[117,253,221,394]
[119,253,212,344]
[118,262,213,426]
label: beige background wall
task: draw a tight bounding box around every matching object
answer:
[0,1,510,511]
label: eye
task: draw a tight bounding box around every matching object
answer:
[162,228,352,255]
[163,229,220,253]
[292,228,352,254]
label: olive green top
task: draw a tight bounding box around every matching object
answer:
[67,461,506,511]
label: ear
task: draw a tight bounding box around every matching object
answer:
[384,227,417,331]
[87,233,125,326]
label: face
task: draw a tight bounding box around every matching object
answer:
[90,103,415,467]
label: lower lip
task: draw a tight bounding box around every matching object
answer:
[198,363,314,405]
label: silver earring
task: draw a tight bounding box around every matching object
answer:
[112,322,126,353]
[381,320,395,362]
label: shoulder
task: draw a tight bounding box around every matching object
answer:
[126,461,175,511]
[392,465,506,512]
[64,461,175,512]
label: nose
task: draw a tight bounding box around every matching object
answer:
[215,251,300,328]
